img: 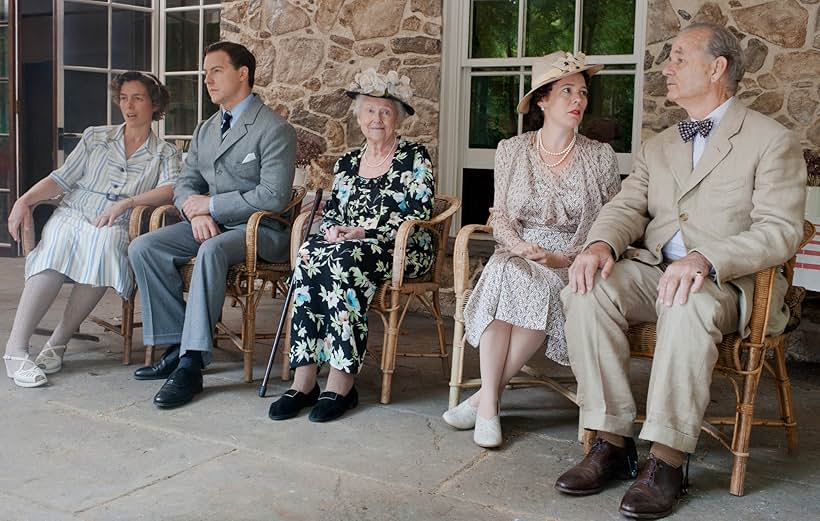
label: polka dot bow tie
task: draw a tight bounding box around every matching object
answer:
[678,118,714,142]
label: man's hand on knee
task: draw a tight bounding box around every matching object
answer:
[191,215,221,243]
[568,242,615,294]
[657,252,712,307]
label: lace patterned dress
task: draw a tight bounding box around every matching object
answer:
[288,139,435,374]
[463,132,620,365]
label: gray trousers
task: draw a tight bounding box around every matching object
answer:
[560,259,739,453]
[128,222,245,365]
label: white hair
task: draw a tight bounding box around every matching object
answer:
[351,95,408,126]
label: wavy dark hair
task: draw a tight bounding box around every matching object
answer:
[523,71,591,132]
[109,71,170,121]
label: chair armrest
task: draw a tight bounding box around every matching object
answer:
[390,200,461,288]
[128,205,156,241]
[244,210,293,272]
[453,224,494,296]
[149,205,180,231]
[21,198,62,255]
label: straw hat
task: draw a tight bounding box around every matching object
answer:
[345,68,415,115]
[516,51,604,114]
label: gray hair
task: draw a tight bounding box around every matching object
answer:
[682,22,745,95]
[351,95,408,126]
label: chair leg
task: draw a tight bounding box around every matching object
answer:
[729,345,765,496]
[243,295,255,383]
[380,290,401,404]
[771,337,798,455]
[431,290,449,377]
[448,296,467,409]
[121,297,135,365]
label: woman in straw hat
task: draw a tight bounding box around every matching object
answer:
[443,52,621,447]
[266,68,435,423]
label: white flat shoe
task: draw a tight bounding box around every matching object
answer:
[442,399,478,430]
[473,413,502,448]
[35,343,66,375]
[3,355,48,388]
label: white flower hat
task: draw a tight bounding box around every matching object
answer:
[345,68,415,115]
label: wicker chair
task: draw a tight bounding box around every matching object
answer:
[448,218,580,410]
[282,194,461,404]
[21,199,155,364]
[147,186,306,382]
[622,219,815,496]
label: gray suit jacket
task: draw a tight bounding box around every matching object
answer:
[174,94,297,261]
[585,98,807,336]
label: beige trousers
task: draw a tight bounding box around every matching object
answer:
[560,259,739,453]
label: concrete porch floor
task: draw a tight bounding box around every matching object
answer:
[1,257,818,521]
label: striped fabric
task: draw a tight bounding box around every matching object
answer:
[25,125,180,298]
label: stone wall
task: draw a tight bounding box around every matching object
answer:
[219,0,442,185]
[642,0,819,156]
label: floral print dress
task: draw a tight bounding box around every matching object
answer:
[289,139,435,374]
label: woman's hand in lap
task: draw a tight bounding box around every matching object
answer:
[325,225,365,243]
[93,200,130,227]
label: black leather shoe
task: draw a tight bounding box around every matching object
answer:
[153,367,203,408]
[308,386,359,423]
[134,345,180,380]
[618,454,688,519]
[268,383,320,421]
[555,437,639,496]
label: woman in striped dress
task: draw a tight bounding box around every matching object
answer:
[4,71,180,388]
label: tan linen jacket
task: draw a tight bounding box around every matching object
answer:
[585,98,807,336]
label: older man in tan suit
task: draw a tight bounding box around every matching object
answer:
[554,23,806,519]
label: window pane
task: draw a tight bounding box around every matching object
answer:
[64,135,82,157]
[582,0,635,55]
[0,27,7,77]
[469,75,519,148]
[470,0,519,59]
[0,192,13,244]
[112,8,151,70]
[462,168,494,225]
[166,10,200,71]
[204,8,221,48]
[64,2,107,68]
[0,136,10,187]
[64,70,108,132]
[166,0,201,7]
[0,80,7,133]
[166,75,198,135]
[525,0,574,57]
[204,0,221,5]
[580,73,634,153]
[113,0,151,6]
[0,0,7,22]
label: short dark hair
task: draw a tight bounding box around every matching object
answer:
[109,71,170,121]
[523,71,590,131]
[205,41,256,88]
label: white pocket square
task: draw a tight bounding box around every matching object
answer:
[241,153,257,164]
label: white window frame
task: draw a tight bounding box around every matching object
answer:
[159,0,221,144]
[439,0,647,230]
[58,0,158,163]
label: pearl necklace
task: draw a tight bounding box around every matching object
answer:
[537,130,576,168]
[363,137,398,168]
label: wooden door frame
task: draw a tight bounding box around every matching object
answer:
[1,0,18,256]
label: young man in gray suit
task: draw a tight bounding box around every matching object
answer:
[554,23,806,518]
[129,41,296,408]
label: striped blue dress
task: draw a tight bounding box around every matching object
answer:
[25,125,180,298]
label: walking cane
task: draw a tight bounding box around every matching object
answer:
[258,189,324,398]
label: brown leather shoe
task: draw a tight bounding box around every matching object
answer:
[618,454,688,519]
[555,437,639,496]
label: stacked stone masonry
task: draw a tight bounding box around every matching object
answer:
[220,0,442,188]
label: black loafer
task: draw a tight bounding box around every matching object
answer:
[134,345,180,380]
[153,367,203,409]
[308,386,358,423]
[268,383,320,421]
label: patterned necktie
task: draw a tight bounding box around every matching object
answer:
[220,111,232,138]
[678,118,713,142]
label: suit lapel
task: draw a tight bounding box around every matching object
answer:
[678,98,745,200]
[214,95,262,161]
[663,138,693,191]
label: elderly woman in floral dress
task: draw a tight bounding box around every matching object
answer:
[267,69,435,423]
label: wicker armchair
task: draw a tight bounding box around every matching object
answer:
[448,218,579,409]
[22,199,155,364]
[282,195,461,404]
[622,220,815,496]
[147,187,306,382]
